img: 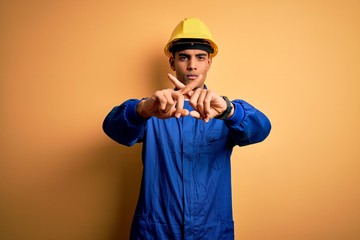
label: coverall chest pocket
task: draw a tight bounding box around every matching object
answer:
[205,121,228,145]
[203,122,229,170]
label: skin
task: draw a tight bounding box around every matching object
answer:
[136,49,234,122]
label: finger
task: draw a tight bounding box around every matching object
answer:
[179,74,203,95]
[153,91,167,111]
[203,90,213,120]
[168,73,196,99]
[197,89,207,118]
[156,91,174,112]
[164,92,176,113]
[189,88,201,111]
[172,91,188,118]
[190,110,201,119]
[175,108,189,118]
[167,73,185,89]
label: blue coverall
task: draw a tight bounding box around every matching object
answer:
[103,98,271,239]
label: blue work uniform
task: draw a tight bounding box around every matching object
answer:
[103,98,271,239]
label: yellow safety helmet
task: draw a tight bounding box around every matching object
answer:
[164,17,218,58]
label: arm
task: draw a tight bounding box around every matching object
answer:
[168,73,271,144]
[224,99,271,146]
[102,77,196,146]
[102,99,147,146]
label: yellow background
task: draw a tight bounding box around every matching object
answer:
[1,0,359,239]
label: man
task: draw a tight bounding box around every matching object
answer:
[103,17,271,239]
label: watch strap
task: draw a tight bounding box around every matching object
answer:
[215,96,233,120]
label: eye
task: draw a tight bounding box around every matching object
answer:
[197,55,207,61]
[179,55,188,61]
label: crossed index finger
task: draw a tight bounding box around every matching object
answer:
[167,73,203,96]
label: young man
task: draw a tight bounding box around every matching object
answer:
[103,18,271,239]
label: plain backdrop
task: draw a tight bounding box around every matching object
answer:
[1,0,359,239]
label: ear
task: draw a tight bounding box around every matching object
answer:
[207,57,212,71]
[169,57,175,71]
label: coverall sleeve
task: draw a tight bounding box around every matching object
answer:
[224,99,271,146]
[102,99,147,146]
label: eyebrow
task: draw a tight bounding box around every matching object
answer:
[178,53,208,58]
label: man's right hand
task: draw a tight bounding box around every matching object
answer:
[136,89,189,119]
[136,73,202,119]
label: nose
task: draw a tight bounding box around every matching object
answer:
[187,58,197,71]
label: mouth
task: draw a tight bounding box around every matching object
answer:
[186,74,198,80]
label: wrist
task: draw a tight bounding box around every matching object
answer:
[227,103,235,118]
[215,96,233,120]
[136,99,151,119]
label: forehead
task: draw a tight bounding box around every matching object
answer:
[175,49,209,56]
